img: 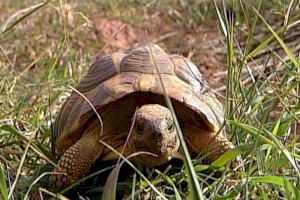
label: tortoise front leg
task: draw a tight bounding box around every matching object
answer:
[49,132,104,188]
[186,128,242,170]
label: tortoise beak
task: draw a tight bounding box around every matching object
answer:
[171,151,184,160]
[161,131,180,159]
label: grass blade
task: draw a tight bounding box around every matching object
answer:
[7,142,31,199]
[211,143,258,167]
[229,120,300,176]
[100,140,168,200]
[131,173,137,200]
[228,120,275,146]
[102,152,156,200]
[263,129,300,178]
[148,44,204,200]
[264,116,281,164]
[250,176,296,193]
[155,169,182,200]
[253,7,300,69]
[0,165,8,200]
[0,1,50,36]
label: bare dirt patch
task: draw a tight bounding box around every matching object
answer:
[90,12,227,91]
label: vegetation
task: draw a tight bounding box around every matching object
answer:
[0,0,299,199]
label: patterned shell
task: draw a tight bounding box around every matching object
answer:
[53,44,224,148]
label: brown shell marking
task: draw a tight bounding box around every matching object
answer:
[170,55,204,94]
[76,52,126,93]
[120,44,174,74]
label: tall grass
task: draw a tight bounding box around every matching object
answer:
[213,0,300,199]
[0,0,299,199]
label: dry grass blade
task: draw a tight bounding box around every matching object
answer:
[117,108,138,165]
[68,85,104,136]
[0,1,50,36]
[284,0,294,27]
[24,172,54,200]
[213,0,227,38]
[38,188,69,200]
[253,7,300,69]
[7,141,31,199]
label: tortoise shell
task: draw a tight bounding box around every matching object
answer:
[53,44,224,153]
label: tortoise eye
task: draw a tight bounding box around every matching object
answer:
[168,123,174,131]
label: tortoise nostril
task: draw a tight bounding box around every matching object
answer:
[152,131,162,138]
[168,134,177,144]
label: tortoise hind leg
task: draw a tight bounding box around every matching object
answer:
[49,132,104,188]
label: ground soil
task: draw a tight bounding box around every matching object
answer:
[89,12,228,91]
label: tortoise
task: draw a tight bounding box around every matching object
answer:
[49,44,242,188]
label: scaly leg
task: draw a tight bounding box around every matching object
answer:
[49,132,104,188]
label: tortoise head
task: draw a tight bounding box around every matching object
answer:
[128,104,180,167]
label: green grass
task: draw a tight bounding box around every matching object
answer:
[0,0,299,199]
